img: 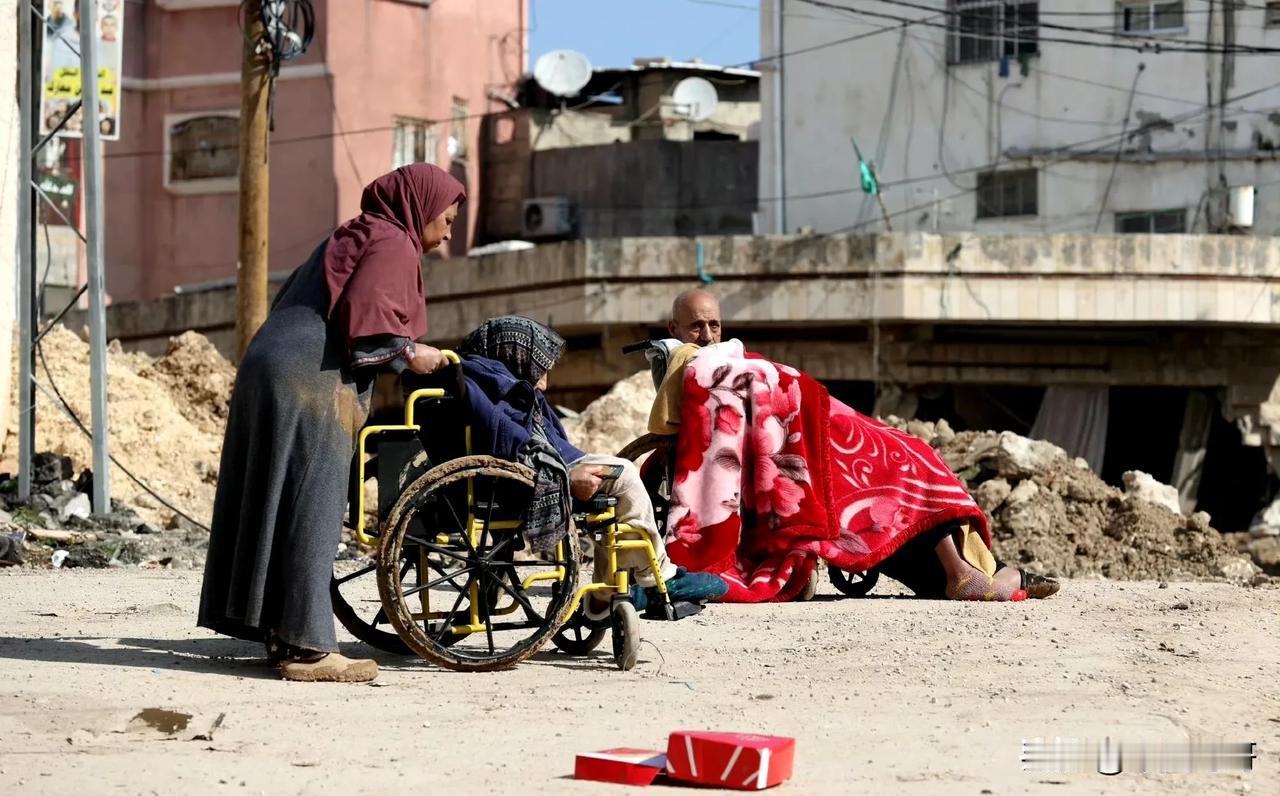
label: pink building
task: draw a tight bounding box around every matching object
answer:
[107,0,526,301]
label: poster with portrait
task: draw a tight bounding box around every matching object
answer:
[39,0,124,141]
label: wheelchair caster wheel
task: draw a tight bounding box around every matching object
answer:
[830,566,879,598]
[552,605,608,656]
[610,599,640,671]
[796,564,819,602]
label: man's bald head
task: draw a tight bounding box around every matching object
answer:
[668,289,722,346]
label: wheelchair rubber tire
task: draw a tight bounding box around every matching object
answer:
[377,455,579,672]
[829,567,880,598]
[611,599,640,671]
[551,613,608,656]
[331,569,411,655]
[795,563,820,602]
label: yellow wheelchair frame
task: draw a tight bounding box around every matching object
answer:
[350,350,675,671]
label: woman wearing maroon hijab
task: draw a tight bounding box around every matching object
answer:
[199,164,464,682]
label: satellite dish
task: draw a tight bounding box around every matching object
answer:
[671,76,719,122]
[533,50,593,97]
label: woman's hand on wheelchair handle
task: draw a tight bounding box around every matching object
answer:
[407,344,449,374]
[569,465,606,501]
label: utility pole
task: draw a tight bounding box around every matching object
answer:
[18,0,36,501]
[79,0,111,513]
[236,0,271,360]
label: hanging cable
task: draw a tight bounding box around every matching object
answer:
[241,1,315,132]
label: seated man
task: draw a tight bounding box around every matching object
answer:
[649,289,1059,603]
[457,315,726,613]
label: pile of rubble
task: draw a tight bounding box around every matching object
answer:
[890,419,1262,583]
[1,325,234,569]
[0,452,207,570]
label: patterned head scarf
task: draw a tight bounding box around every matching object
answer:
[460,316,565,386]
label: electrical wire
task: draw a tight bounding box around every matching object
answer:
[1093,63,1146,231]
[797,0,1280,54]
[33,213,211,531]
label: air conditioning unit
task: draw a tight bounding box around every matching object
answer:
[1229,185,1256,229]
[522,197,577,239]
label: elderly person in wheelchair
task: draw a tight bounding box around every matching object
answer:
[638,289,1061,604]
[456,316,727,618]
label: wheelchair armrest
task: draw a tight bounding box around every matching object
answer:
[572,495,617,514]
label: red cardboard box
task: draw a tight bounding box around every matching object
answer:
[574,748,667,786]
[665,731,796,790]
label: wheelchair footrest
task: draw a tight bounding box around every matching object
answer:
[643,599,705,622]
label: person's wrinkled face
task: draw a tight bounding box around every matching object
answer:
[668,294,722,345]
[421,201,459,252]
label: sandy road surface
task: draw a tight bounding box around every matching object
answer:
[0,570,1275,795]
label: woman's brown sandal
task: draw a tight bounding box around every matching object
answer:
[996,560,1060,599]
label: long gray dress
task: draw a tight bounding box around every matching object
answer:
[198,244,407,652]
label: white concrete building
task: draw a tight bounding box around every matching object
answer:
[759,0,1280,236]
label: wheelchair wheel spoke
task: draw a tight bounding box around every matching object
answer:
[334,563,376,586]
[431,570,474,646]
[401,566,476,600]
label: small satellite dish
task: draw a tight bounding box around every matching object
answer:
[533,50,593,98]
[671,76,719,122]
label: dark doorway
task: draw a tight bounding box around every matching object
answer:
[1099,387,1187,486]
[1195,398,1275,532]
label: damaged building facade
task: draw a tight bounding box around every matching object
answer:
[477,59,760,242]
[749,1,1280,531]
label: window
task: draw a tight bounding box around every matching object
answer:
[947,1,1039,65]
[1115,209,1186,233]
[165,113,239,193]
[449,97,469,159]
[1267,2,1280,27]
[1118,2,1184,34]
[392,117,437,169]
[976,169,1038,218]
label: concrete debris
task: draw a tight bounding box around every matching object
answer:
[1250,497,1280,538]
[2,324,231,569]
[559,371,657,457]
[1122,470,1183,515]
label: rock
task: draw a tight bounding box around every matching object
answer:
[973,478,1012,513]
[42,479,77,499]
[165,513,205,534]
[135,523,160,535]
[58,493,92,523]
[29,494,54,513]
[0,508,12,526]
[1006,479,1040,505]
[0,535,24,566]
[32,453,73,485]
[1073,457,1091,471]
[1186,511,1213,534]
[64,538,143,568]
[74,470,94,496]
[1121,471,1182,516]
[905,420,935,443]
[1215,557,1260,582]
[933,418,956,444]
[1249,498,1280,538]
[1246,537,1280,569]
[991,432,1066,479]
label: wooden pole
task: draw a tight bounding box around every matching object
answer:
[236,0,271,360]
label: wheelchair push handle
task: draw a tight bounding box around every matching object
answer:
[621,341,654,355]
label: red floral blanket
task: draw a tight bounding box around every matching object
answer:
[665,341,989,602]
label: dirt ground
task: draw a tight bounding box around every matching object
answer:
[0,571,1274,795]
